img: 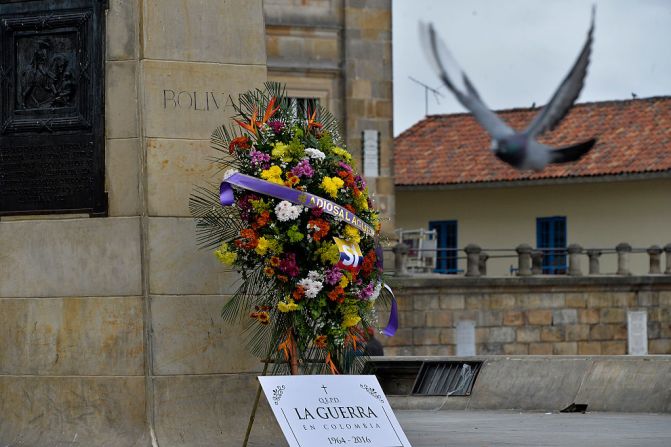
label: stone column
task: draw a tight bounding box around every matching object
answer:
[665,243,671,274]
[567,244,583,276]
[393,242,409,276]
[516,244,533,276]
[616,243,632,276]
[647,245,662,274]
[587,249,602,275]
[531,250,544,275]
[464,244,481,277]
[479,252,489,276]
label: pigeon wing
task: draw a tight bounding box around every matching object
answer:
[525,8,595,137]
[420,22,514,140]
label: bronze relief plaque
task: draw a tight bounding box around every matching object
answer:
[0,0,106,216]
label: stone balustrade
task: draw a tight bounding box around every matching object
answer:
[392,242,671,277]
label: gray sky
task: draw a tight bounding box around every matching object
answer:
[393,0,671,135]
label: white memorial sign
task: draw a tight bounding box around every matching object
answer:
[627,310,648,355]
[456,320,476,356]
[259,375,411,447]
[363,130,379,178]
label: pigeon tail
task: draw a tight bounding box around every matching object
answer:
[549,138,597,164]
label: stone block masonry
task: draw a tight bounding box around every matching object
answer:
[382,276,671,356]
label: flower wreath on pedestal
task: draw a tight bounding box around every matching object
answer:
[190,82,396,375]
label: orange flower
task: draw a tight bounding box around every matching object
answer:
[270,256,281,267]
[314,335,328,349]
[228,135,251,154]
[263,266,275,277]
[276,274,289,283]
[307,218,330,242]
[327,286,345,303]
[234,108,259,135]
[235,228,258,250]
[233,97,280,136]
[284,172,300,188]
[256,311,270,325]
[307,107,323,132]
[292,285,306,301]
[345,332,361,351]
[250,310,270,325]
[254,210,271,229]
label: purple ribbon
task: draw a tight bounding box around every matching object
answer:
[380,284,398,337]
[220,173,375,237]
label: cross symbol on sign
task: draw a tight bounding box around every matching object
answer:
[321,385,328,394]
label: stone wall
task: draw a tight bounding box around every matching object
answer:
[382,276,671,356]
[1,1,274,446]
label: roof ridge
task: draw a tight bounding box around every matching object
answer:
[421,95,671,120]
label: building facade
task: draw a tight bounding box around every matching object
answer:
[394,97,671,276]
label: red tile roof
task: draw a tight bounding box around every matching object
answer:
[394,96,671,187]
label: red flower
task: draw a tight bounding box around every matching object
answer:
[362,250,376,276]
[228,135,251,154]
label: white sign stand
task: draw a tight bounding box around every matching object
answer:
[259,375,412,447]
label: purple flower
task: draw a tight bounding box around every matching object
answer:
[291,159,314,178]
[354,175,366,190]
[358,282,375,300]
[338,161,352,172]
[325,266,343,286]
[311,207,324,218]
[250,150,270,168]
[279,253,300,277]
[268,120,285,134]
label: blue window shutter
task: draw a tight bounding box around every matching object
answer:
[429,220,458,274]
[536,216,567,274]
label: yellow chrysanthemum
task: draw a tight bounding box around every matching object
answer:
[339,275,349,289]
[331,146,352,162]
[271,142,293,162]
[255,237,282,256]
[317,242,341,265]
[343,225,361,244]
[261,165,283,185]
[214,244,237,265]
[342,314,361,328]
[353,191,369,211]
[320,176,344,199]
[277,298,300,313]
[255,237,270,256]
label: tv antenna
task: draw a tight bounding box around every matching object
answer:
[409,76,444,116]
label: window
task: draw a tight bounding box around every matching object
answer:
[288,96,320,120]
[536,216,567,274]
[429,220,458,274]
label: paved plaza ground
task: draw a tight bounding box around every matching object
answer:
[396,410,671,446]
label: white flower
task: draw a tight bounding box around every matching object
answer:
[275,200,302,222]
[223,169,239,180]
[298,275,324,299]
[307,270,322,282]
[304,147,326,161]
[369,282,383,301]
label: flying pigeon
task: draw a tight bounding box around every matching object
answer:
[419,8,597,171]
